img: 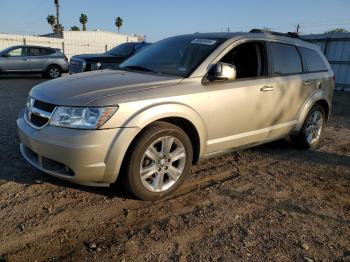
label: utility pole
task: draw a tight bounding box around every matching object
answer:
[55,0,60,28]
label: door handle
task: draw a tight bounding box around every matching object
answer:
[260,86,274,91]
[303,81,313,86]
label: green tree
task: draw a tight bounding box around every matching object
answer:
[70,26,80,31]
[325,28,349,34]
[115,17,123,32]
[46,14,56,32]
[79,14,88,31]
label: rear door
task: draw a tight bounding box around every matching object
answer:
[267,41,307,124]
[298,46,330,93]
[2,47,30,71]
[29,47,55,72]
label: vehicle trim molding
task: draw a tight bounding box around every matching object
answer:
[207,120,297,146]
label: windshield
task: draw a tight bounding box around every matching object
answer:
[106,43,135,57]
[0,46,15,55]
[119,35,225,77]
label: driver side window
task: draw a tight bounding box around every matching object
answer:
[219,41,267,79]
[7,47,26,57]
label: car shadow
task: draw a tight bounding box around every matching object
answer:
[250,138,350,168]
[0,74,44,79]
[3,159,137,200]
[4,137,349,201]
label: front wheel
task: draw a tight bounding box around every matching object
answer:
[291,104,326,149]
[123,121,193,200]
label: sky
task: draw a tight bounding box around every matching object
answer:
[0,0,349,42]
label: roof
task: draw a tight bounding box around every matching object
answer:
[180,31,309,45]
[5,45,59,50]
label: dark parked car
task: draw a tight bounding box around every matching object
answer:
[0,45,69,79]
[69,41,150,74]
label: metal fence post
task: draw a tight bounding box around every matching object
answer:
[62,41,65,54]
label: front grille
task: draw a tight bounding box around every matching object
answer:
[34,100,55,113]
[25,99,56,128]
[23,144,39,164]
[69,59,85,74]
[42,157,75,176]
[30,113,49,127]
[22,144,75,177]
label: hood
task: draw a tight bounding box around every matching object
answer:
[30,70,181,106]
[72,53,117,62]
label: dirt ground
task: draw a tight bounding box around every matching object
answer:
[0,75,349,262]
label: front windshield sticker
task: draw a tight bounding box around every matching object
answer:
[191,39,217,45]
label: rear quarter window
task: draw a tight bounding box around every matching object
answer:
[299,47,328,72]
[29,48,55,56]
[39,48,56,55]
[270,42,302,75]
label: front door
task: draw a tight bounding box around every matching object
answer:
[2,47,30,72]
[206,41,291,154]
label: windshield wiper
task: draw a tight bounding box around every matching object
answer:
[121,65,160,74]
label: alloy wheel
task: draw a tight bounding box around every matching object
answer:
[305,110,323,144]
[49,68,60,78]
[139,136,186,192]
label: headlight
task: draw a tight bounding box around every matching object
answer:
[91,62,102,70]
[50,106,118,129]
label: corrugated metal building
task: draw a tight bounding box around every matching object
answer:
[303,33,350,92]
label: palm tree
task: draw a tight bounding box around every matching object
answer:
[79,14,88,31]
[46,14,56,32]
[115,17,123,32]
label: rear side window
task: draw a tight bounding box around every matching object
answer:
[29,48,55,56]
[299,47,328,72]
[40,48,55,55]
[270,42,302,75]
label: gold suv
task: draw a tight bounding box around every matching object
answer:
[17,30,334,200]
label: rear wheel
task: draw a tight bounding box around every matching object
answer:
[45,65,61,79]
[291,104,325,149]
[123,121,193,200]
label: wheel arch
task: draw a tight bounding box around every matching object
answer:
[104,103,207,184]
[46,63,62,72]
[315,99,330,120]
[294,91,331,132]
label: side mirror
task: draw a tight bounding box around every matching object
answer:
[207,62,236,81]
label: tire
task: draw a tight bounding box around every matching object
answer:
[122,121,193,200]
[45,65,61,79]
[291,104,326,149]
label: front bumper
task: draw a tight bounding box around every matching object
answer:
[17,114,130,186]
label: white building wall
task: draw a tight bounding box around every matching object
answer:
[0,31,144,60]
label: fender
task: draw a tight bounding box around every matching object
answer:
[103,102,207,184]
[294,89,330,132]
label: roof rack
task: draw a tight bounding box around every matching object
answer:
[249,29,299,39]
